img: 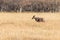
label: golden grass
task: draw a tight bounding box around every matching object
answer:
[0,12,60,40]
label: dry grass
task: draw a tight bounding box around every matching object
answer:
[0,12,60,40]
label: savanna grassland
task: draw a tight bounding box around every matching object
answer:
[0,12,60,40]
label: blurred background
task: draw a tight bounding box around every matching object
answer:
[0,0,60,12]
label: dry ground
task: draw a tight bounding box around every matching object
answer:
[0,12,60,40]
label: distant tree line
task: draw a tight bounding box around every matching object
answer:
[23,1,60,12]
[0,0,60,12]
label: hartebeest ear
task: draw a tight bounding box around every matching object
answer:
[33,15,35,18]
[32,15,35,19]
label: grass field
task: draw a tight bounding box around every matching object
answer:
[0,12,60,40]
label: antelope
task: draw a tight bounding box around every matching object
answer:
[32,15,45,22]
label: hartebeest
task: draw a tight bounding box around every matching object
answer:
[32,15,45,22]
